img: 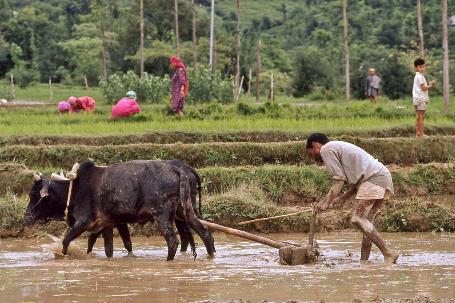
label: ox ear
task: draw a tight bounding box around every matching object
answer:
[40,186,49,198]
[33,173,42,182]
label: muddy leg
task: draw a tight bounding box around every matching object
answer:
[116,223,133,254]
[87,231,103,254]
[155,213,179,261]
[187,217,215,258]
[62,220,90,256]
[351,199,398,264]
[102,228,114,258]
[360,199,383,260]
[175,219,193,252]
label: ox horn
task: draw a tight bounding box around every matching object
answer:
[51,173,69,181]
[59,170,65,177]
[66,163,79,181]
[33,172,42,182]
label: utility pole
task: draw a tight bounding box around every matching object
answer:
[140,0,144,78]
[342,0,350,101]
[442,0,450,112]
[209,0,216,73]
[174,0,180,56]
[191,0,197,67]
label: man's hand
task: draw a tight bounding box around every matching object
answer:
[315,199,331,213]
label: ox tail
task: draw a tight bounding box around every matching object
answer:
[188,166,203,217]
[178,169,198,259]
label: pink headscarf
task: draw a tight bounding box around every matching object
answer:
[170,56,188,97]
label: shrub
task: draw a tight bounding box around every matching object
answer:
[100,71,171,104]
[187,65,234,104]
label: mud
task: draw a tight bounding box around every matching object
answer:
[0,232,453,302]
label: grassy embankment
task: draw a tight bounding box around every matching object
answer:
[1,136,455,168]
[1,162,454,238]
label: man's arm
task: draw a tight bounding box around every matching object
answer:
[315,180,345,213]
[331,184,356,207]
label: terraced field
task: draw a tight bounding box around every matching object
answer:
[1,128,454,239]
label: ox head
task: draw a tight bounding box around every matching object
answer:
[23,172,69,226]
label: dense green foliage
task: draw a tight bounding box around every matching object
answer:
[0,0,453,100]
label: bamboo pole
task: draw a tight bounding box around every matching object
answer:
[238,208,312,225]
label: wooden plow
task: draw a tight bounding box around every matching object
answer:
[201,208,320,265]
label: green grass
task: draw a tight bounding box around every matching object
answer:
[1,96,455,136]
[2,83,105,103]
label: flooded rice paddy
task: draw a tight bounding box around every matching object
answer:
[0,232,454,302]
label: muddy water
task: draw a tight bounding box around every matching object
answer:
[0,232,454,303]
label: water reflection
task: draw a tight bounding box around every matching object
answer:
[0,232,454,302]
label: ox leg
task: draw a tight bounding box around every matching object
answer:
[155,212,179,261]
[186,216,215,258]
[175,219,195,254]
[116,223,133,255]
[102,228,114,258]
[87,231,103,254]
[62,220,90,256]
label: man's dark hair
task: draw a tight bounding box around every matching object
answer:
[414,58,425,67]
[306,133,329,149]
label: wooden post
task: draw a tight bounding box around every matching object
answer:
[84,76,89,89]
[10,73,15,100]
[248,68,252,95]
[49,76,53,102]
[270,73,274,102]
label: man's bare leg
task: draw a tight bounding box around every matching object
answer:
[360,199,383,260]
[351,199,399,264]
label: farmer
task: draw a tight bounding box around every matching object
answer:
[170,56,188,117]
[57,101,71,114]
[306,133,399,264]
[111,90,141,118]
[67,96,96,113]
[365,68,381,104]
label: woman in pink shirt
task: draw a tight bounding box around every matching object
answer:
[111,91,141,118]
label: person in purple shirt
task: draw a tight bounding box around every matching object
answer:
[170,56,188,117]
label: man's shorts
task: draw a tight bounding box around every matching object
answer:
[355,181,390,200]
[414,102,427,111]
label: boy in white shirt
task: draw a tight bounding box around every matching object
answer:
[413,58,436,137]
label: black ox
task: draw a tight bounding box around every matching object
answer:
[24,160,215,260]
